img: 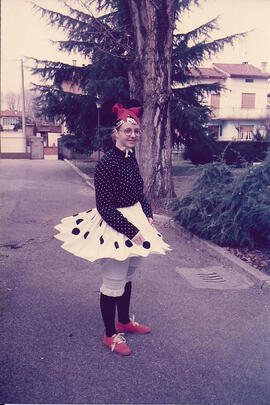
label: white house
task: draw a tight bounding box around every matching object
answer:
[0,110,22,130]
[188,62,270,141]
[0,110,26,155]
[0,110,62,159]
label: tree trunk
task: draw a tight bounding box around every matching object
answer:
[128,0,176,200]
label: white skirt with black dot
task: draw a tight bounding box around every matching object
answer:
[54,202,171,262]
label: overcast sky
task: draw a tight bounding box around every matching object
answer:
[1,0,270,101]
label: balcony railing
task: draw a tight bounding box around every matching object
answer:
[210,107,268,120]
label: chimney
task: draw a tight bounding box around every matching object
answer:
[261,62,267,72]
[72,60,77,66]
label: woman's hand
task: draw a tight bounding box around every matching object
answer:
[147,217,153,225]
[132,232,145,245]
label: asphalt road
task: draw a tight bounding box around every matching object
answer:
[1,159,270,405]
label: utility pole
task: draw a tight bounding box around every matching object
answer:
[21,59,27,151]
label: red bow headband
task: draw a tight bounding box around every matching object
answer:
[112,103,141,128]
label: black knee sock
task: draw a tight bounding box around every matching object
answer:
[100,293,117,337]
[116,281,132,324]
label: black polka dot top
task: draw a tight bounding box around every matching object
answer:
[94,145,153,240]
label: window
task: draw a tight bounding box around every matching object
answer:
[208,125,220,140]
[241,93,255,109]
[2,117,18,125]
[245,78,254,83]
[210,94,220,109]
[239,125,254,140]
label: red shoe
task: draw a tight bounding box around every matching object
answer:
[117,315,151,334]
[103,333,131,356]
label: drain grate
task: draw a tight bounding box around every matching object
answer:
[175,266,253,290]
[197,272,226,283]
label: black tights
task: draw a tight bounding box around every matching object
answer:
[100,281,132,337]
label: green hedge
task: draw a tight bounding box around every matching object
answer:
[215,141,270,166]
[185,141,270,166]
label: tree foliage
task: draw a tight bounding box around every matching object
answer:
[29,0,245,197]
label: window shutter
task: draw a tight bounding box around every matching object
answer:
[210,94,220,109]
[241,93,255,109]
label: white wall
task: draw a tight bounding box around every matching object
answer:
[48,132,61,147]
[188,77,226,105]
[220,121,266,141]
[178,73,269,141]
[204,77,269,119]
[223,77,268,109]
[220,121,238,140]
[0,130,26,152]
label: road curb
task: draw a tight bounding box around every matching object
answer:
[64,159,270,293]
[169,218,270,294]
[64,159,95,189]
[137,212,270,293]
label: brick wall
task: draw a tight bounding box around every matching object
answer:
[44,146,58,155]
[0,152,31,159]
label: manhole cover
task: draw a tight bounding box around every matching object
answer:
[175,266,253,290]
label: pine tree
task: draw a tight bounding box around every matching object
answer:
[30,0,245,199]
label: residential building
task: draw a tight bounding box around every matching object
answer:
[188,62,270,141]
[61,60,85,96]
[0,110,26,156]
[36,123,62,160]
[36,124,62,147]
[0,110,62,159]
[0,110,22,130]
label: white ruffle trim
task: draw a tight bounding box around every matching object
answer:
[54,201,171,262]
[100,286,125,297]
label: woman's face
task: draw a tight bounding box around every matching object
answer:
[115,121,141,150]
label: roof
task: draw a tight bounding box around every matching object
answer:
[36,124,62,133]
[188,67,226,79]
[0,110,22,118]
[213,63,270,78]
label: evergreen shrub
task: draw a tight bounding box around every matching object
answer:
[60,134,94,154]
[171,150,270,248]
[183,133,217,164]
[214,141,270,166]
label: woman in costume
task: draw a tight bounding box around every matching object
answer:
[55,102,170,355]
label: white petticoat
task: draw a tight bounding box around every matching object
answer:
[54,202,171,262]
